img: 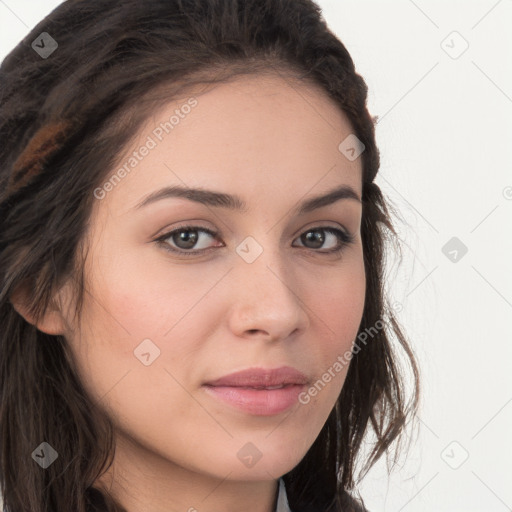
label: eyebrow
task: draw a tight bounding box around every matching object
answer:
[133,183,361,215]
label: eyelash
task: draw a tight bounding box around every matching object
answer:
[154,224,356,258]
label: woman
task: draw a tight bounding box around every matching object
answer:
[0,1,420,511]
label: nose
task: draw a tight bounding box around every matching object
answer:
[227,247,310,342]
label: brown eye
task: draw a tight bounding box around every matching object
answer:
[154,224,355,258]
[155,225,220,255]
[172,228,200,250]
[300,229,325,249]
[294,227,355,253]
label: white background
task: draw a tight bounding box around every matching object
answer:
[1,1,511,511]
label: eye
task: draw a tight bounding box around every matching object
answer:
[154,224,355,257]
[292,227,356,253]
[155,224,221,255]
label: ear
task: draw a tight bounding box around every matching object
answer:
[9,280,70,336]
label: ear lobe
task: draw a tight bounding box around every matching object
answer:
[9,281,69,336]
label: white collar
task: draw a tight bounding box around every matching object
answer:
[275,478,292,512]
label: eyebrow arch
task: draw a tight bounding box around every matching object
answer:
[133,183,361,214]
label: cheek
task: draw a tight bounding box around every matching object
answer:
[313,250,366,343]
[306,252,366,391]
[83,234,217,338]
[69,241,213,401]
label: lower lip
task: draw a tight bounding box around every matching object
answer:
[202,384,306,416]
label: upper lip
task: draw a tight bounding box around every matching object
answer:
[203,366,309,387]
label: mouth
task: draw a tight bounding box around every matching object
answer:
[202,381,307,416]
[211,384,294,390]
[201,366,309,415]
[203,366,309,388]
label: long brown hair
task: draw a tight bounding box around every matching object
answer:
[0,1,420,511]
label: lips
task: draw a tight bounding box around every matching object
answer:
[203,366,309,388]
[202,366,309,415]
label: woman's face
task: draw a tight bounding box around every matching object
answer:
[60,74,365,496]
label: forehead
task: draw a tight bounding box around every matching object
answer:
[95,73,363,216]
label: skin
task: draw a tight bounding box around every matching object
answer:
[13,73,365,512]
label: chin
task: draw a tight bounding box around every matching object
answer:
[208,437,308,480]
